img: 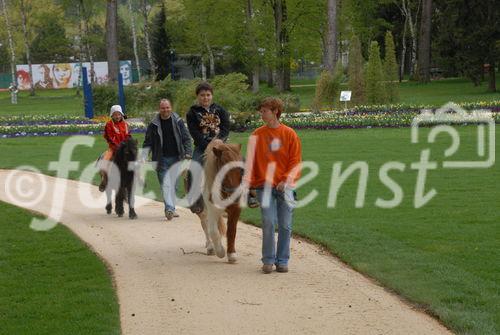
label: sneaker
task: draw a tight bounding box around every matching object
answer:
[247,190,260,208]
[276,265,288,273]
[165,210,174,221]
[262,264,273,274]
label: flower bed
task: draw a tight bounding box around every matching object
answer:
[241,102,500,131]
[0,118,146,138]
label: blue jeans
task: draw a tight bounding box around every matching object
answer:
[157,156,180,212]
[256,187,295,266]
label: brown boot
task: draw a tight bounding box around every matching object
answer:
[99,171,107,192]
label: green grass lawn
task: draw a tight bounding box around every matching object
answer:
[0,201,120,335]
[278,76,500,109]
[0,88,82,116]
[1,126,498,334]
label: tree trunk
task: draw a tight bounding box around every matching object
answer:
[267,66,274,87]
[400,0,420,78]
[128,0,141,82]
[324,0,338,72]
[400,15,408,81]
[201,57,207,80]
[106,0,119,83]
[418,0,432,83]
[246,0,259,93]
[141,0,155,79]
[75,1,84,96]
[19,0,35,95]
[205,39,215,78]
[272,0,290,92]
[488,61,496,92]
[1,0,17,86]
[81,13,95,84]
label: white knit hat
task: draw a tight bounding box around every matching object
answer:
[110,105,124,116]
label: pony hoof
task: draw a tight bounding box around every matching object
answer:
[215,245,226,259]
[105,205,112,214]
[207,247,215,256]
[129,213,137,220]
[227,253,237,263]
[117,212,124,218]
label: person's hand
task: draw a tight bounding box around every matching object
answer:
[276,181,287,192]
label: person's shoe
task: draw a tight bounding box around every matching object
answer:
[276,265,289,273]
[165,210,174,221]
[262,264,274,274]
[247,191,260,208]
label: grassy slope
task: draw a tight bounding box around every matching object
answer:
[0,88,82,116]
[0,201,120,334]
[1,127,498,334]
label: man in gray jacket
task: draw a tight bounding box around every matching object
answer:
[143,99,192,220]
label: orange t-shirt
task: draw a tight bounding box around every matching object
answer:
[247,124,302,188]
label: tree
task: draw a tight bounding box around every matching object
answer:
[19,0,35,95]
[105,0,119,82]
[268,0,291,92]
[1,0,17,86]
[435,0,498,91]
[365,41,385,104]
[140,0,155,79]
[347,34,365,104]
[151,3,171,80]
[245,0,260,92]
[417,0,432,82]
[323,0,338,72]
[396,0,421,78]
[313,60,343,111]
[31,15,72,63]
[384,31,399,102]
[128,0,141,81]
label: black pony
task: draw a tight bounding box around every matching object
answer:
[105,137,138,219]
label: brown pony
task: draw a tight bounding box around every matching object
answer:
[200,140,244,263]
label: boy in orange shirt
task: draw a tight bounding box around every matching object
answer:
[246,97,301,274]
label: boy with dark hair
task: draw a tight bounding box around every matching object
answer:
[186,82,258,213]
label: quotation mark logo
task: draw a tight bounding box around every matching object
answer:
[411,102,495,168]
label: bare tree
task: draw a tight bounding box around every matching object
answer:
[417,0,432,82]
[106,0,119,82]
[398,0,421,78]
[128,0,142,81]
[245,0,259,92]
[399,13,407,81]
[141,0,155,79]
[1,0,17,86]
[323,0,338,72]
[80,0,96,83]
[19,0,35,95]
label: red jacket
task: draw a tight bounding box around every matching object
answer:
[104,119,130,152]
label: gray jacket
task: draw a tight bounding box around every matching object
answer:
[142,113,192,162]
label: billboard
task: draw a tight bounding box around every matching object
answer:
[15,61,132,90]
